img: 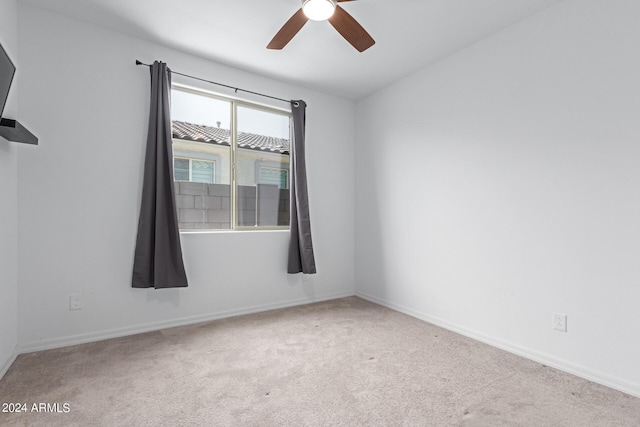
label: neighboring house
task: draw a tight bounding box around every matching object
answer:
[172,120,290,188]
[171,120,291,229]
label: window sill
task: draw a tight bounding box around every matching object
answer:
[179,228,289,235]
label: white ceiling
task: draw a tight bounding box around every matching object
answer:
[20,0,563,99]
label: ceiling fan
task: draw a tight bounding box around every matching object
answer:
[267,0,375,52]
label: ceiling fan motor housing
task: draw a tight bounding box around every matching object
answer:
[302,0,337,21]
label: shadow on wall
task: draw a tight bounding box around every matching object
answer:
[287,273,317,301]
[141,287,182,307]
[355,153,389,301]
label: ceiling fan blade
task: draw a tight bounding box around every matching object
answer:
[267,9,309,49]
[328,5,375,52]
[336,0,358,2]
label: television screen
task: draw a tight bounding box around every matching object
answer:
[0,41,16,119]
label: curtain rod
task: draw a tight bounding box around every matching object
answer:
[135,60,291,104]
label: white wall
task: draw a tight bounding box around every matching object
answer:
[17,4,355,350]
[355,0,640,397]
[0,0,20,378]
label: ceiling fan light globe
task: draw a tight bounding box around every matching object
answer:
[302,0,336,21]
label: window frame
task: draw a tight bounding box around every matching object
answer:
[172,84,292,232]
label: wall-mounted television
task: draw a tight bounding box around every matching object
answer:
[0,41,36,145]
[0,41,16,119]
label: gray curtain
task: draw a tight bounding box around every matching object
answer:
[288,100,316,274]
[132,61,188,288]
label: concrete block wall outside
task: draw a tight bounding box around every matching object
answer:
[176,182,289,229]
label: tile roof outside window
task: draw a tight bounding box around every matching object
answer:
[172,120,290,154]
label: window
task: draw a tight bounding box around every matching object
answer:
[259,167,288,189]
[174,158,215,184]
[171,86,290,230]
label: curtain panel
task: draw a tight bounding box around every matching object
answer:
[288,100,317,274]
[132,61,188,289]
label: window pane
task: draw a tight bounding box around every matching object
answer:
[172,89,231,230]
[237,106,290,227]
[259,167,288,189]
[191,160,214,184]
[174,158,189,182]
[172,89,231,129]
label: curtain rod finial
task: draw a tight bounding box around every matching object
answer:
[135,60,142,65]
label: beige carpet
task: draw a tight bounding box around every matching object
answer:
[1,297,639,426]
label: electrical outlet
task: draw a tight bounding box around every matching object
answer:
[69,294,83,311]
[553,313,567,332]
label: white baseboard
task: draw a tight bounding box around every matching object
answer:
[356,291,640,399]
[0,345,19,381]
[19,292,355,354]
